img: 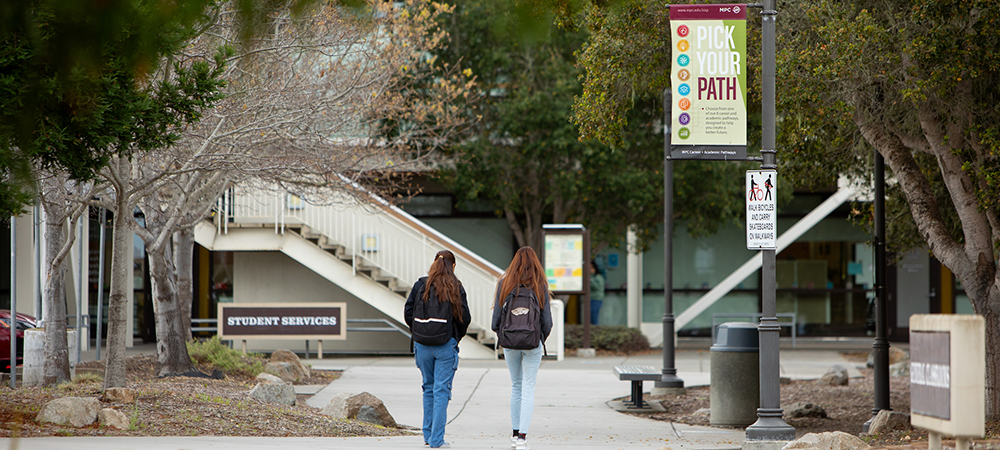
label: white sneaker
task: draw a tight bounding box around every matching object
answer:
[510,436,518,449]
[515,438,529,450]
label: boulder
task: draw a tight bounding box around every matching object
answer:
[692,408,711,418]
[866,410,911,435]
[249,382,296,406]
[102,387,138,403]
[866,348,909,368]
[270,349,310,379]
[98,408,130,430]
[783,431,870,450]
[889,361,909,378]
[264,362,308,384]
[815,365,849,386]
[322,392,397,428]
[36,397,99,428]
[256,372,288,385]
[785,402,828,418]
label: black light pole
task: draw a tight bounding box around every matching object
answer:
[745,0,795,441]
[863,147,891,432]
[657,89,684,391]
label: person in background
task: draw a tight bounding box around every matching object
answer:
[404,250,471,449]
[492,247,553,450]
[589,260,606,325]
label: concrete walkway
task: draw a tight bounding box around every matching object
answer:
[5,339,871,450]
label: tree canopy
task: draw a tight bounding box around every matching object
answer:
[572,0,1000,418]
[432,0,746,252]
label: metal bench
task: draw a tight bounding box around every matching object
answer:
[613,365,661,409]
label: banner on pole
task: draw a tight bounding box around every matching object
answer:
[669,4,747,160]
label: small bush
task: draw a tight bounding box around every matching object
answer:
[564,325,650,354]
[187,336,266,378]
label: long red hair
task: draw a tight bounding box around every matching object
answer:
[497,247,547,309]
[424,250,464,321]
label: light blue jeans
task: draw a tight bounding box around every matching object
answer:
[415,338,459,448]
[503,343,543,433]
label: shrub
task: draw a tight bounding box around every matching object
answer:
[564,325,650,354]
[187,336,266,378]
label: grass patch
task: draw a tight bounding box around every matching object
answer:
[187,336,266,378]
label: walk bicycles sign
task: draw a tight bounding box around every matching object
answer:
[746,170,776,249]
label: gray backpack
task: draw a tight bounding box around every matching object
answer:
[498,286,544,352]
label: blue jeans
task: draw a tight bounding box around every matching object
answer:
[591,299,603,325]
[503,344,543,433]
[414,338,459,447]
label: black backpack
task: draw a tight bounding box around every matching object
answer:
[410,280,454,346]
[498,285,544,352]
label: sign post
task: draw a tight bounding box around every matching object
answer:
[743,0,795,441]
[541,225,591,352]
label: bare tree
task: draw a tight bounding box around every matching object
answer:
[96,0,474,383]
[35,172,98,386]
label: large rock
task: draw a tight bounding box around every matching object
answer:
[249,382,296,406]
[269,349,310,381]
[36,397,99,428]
[815,365,849,386]
[889,361,910,378]
[322,392,397,428]
[264,362,309,384]
[256,372,288,385]
[98,408,130,430]
[783,431,870,450]
[866,348,909,368]
[102,387,138,403]
[866,410,911,435]
[785,402,828,418]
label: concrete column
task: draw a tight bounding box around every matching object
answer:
[626,226,643,328]
[15,215,35,317]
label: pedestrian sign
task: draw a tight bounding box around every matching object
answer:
[746,170,776,249]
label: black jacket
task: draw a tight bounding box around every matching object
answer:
[404,276,471,343]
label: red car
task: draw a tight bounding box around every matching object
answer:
[0,310,38,369]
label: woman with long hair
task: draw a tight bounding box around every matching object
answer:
[404,250,471,448]
[491,247,553,450]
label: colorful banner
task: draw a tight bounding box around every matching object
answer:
[669,4,747,159]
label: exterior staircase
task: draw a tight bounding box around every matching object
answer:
[194,185,505,359]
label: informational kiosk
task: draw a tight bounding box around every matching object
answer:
[219,302,346,356]
[541,224,592,352]
[909,314,984,450]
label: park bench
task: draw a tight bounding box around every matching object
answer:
[613,365,661,409]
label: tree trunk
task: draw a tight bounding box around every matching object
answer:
[103,196,134,389]
[41,219,71,386]
[174,228,195,341]
[983,293,1000,420]
[148,240,196,376]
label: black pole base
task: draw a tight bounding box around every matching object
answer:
[745,409,795,442]
[654,375,685,389]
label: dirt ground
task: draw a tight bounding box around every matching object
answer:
[628,351,1000,449]
[1,352,998,448]
[0,354,411,437]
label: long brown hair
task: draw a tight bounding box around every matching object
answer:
[497,246,547,309]
[424,250,464,321]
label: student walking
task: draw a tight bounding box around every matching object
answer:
[492,247,553,450]
[404,250,471,449]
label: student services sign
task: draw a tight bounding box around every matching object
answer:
[669,4,747,160]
